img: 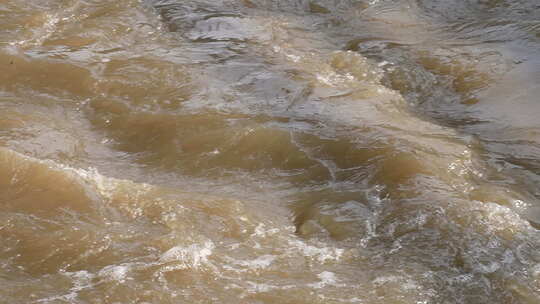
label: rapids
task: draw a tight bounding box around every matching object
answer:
[1,0,539,303]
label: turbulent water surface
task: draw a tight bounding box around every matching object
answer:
[1,0,540,303]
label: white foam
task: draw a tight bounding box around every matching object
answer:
[65,270,94,290]
[160,241,215,269]
[252,223,280,237]
[531,263,540,277]
[236,254,276,270]
[309,271,339,289]
[98,265,129,283]
[373,275,420,291]
[244,281,295,294]
[287,240,344,263]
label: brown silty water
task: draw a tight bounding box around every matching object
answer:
[1,0,540,303]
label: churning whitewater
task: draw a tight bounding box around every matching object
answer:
[1,0,540,303]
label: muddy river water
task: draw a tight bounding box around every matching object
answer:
[1,0,540,303]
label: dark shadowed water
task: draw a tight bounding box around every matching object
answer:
[1,0,540,303]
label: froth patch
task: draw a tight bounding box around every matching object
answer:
[160,241,215,269]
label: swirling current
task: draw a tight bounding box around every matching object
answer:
[1,0,540,303]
